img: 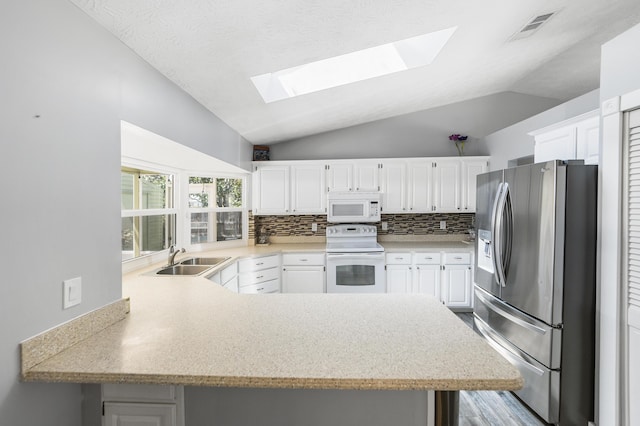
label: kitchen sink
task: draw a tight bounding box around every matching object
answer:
[180,256,230,266]
[154,264,212,276]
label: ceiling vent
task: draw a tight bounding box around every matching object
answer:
[509,11,557,41]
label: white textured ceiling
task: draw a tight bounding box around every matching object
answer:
[71,0,640,144]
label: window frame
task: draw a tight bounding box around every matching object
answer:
[121,159,182,272]
[184,172,248,251]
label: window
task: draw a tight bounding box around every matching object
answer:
[188,176,244,244]
[121,167,177,261]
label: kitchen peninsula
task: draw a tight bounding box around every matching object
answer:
[21,244,522,426]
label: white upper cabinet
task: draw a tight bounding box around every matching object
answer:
[531,111,600,165]
[326,161,381,192]
[432,160,461,212]
[380,161,408,213]
[253,157,488,215]
[326,163,353,192]
[407,161,433,212]
[461,159,488,212]
[290,164,326,214]
[354,161,381,192]
[253,165,289,215]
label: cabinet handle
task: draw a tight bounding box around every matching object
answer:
[256,275,264,279]
[257,287,264,292]
[454,257,462,260]
[300,259,308,261]
[256,262,264,265]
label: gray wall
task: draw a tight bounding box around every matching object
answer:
[0,1,250,425]
[269,92,561,160]
[483,89,600,170]
[600,22,640,101]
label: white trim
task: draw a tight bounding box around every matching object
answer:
[620,88,640,112]
[527,109,600,136]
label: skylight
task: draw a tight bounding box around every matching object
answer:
[251,26,457,103]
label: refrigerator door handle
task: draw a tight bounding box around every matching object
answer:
[493,183,509,287]
[490,183,503,286]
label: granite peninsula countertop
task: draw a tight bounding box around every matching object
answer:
[21,241,520,391]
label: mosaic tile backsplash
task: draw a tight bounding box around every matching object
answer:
[250,212,474,241]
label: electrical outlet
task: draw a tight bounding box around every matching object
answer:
[311,223,318,232]
[63,277,82,309]
[381,222,388,231]
[440,221,447,230]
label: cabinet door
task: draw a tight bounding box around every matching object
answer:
[254,166,289,214]
[291,164,326,214]
[534,126,577,163]
[103,402,177,426]
[326,163,353,192]
[433,160,461,212]
[354,162,381,192]
[386,265,412,293]
[408,162,433,212]
[380,162,407,213]
[461,159,487,212]
[442,264,472,309]
[282,266,325,293]
[576,116,599,165]
[414,265,441,300]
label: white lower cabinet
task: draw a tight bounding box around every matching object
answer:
[208,261,238,293]
[441,253,473,309]
[100,384,184,426]
[238,254,281,294]
[385,251,473,310]
[282,252,326,293]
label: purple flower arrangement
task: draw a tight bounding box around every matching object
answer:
[449,134,468,156]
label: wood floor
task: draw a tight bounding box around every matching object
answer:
[455,313,547,426]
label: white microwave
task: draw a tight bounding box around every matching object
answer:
[327,192,381,223]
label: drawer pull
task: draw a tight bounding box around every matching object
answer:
[256,262,264,266]
[257,287,264,292]
[454,257,462,260]
[425,257,432,260]
[256,275,264,279]
[395,257,404,260]
[300,259,308,262]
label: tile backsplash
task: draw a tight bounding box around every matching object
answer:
[250,212,474,241]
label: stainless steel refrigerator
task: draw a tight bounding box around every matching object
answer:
[474,160,597,425]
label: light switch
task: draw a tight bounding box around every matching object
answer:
[63,277,82,309]
[311,223,318,232]
[440,221,447,230]
[381,222,388,231]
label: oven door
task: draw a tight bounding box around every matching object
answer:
[326,252,386,293]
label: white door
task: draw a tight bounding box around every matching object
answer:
[291,164,326,214]
[103,403,177,426]
[354,162,380,192]
[254,165,289,214]
[624,107,640,426]
[282,266,325,293]
[433,160,461,212]
[408,161,433,212]
[442,264,471,308]
[533,125,576,163]
[381,162,407,213]
[414,265,441,301]
[386,265,412,293]
[326,163,353,192]
[461,159,487,212]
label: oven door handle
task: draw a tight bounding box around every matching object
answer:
[327,253,385,261]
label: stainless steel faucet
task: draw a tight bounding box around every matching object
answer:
[167,245,185,266]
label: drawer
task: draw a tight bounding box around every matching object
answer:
[239,279,280,294]
[238,266,280,286]
[282,252,325,266]
[385,252,412,265]
[220,262,237,284]
[413,252,441,265]
[103,384,178,402]
[443,252,471,265]
[238,254,280,273]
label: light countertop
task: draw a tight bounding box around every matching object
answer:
[22,241,520,392]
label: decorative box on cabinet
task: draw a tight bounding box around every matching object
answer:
[282,252,326,293]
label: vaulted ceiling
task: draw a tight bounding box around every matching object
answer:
[71,0,640,144]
